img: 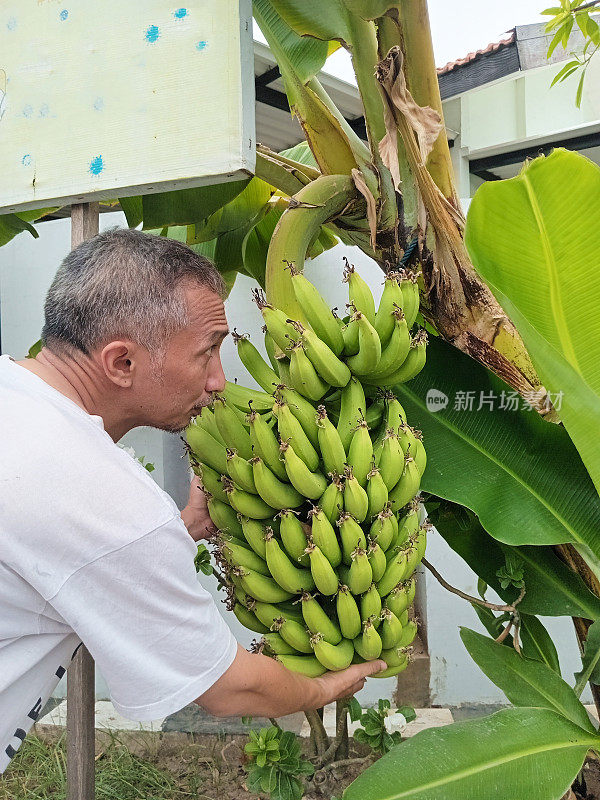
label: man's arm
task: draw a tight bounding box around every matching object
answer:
[196,645,386,718]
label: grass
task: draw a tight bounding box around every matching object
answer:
[0,728,220,800]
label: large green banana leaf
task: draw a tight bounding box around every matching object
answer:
[396,334,600,552]
[270,0,400,42]
[141,179,249,230]
[343,707,597,800]
[465,149,600,495]
[0,207,58,247]
[431,502,600,619]
[460,628,595,732]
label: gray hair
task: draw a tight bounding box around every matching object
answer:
[42,227,226,358]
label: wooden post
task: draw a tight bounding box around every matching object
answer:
[67,202,99,800]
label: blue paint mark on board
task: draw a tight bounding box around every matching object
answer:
[7,17,17,31]
[94,97,104,111]
[89,155,104,175]
[174,8,188,18]
[22,155,32,166]
[145,25,160,43]
[39,103,49,117]
[22,105,33,118]
[196,40,208,51]
[59,9,69,21]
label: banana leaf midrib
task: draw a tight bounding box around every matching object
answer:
[522,173,582,376]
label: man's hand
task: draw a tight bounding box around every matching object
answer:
[197,645,388,718]
[314,659,388,704]
[181,476,217,542]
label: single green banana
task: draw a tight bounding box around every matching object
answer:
[366,466,388,519]
[316,405,347,475]
[398,609,410,627]
[395,505,420,548]
[367,540,387,583]
[337,378,366,452]
[248,409,288,481]
[377,431,404,491]
[388,457,421,510]
[240,568,294,603]
[194,407,227,446]
[262,631,298,655]
[318,474,345,523]
[264,328,281,372]
[253,600,303,629]
[194,462,228,503]
[347,418,373,487]
[415,524,428,562]
[275,400,320,472]
[224,380,273,413]
[233,603,270,634]
[309,506,343,568]
[373,648,409,678]
[366,398,384,429]
[337,513,367,565]
[360,583,382,626]
[336,585,362,640]
[289,266,344,355]
[239,516,268,559]
[376,331,427,385]
[271,616,313,654]
[233,332,280,393]
[348,547,373,595]
[288,340,329,402]
[397,423,419,457]
[406,576,417,605]
[253,289,301,351]
[311,633,354,671]
[346,313,382,376]
[222,539,270,577]
[251,456,303,510]
[379,608,404,649]
[369,508,396,551]
[226,449,257,494]
[265,531,315,593]
[343,467,369,523]
[278,510,310,568]
[377,549,410,597]
[342,310,360,356]
[400,272,420,329]
[213,395,253,460]
[343,258,376,325]
[397,619,418,648]
[306,543,339,595]
[374,272,404,345]
[384,394,407,433]
[301,593,342,645]
[280,441,327,500]
[291,321,351,388]
[274,385,320,448]
[207,496,244,538]
[354,618,382,660]
[223,478,277,520]
[186,425,228,475]
[413,433,427,477]
[385,583,411,618]
[277,654,327,677]
[367,309,411,381]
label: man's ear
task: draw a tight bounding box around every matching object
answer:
[100,341,137,388]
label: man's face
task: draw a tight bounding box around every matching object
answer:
[133,284,229,433]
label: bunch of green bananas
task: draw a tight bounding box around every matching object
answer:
[186,262,429,679]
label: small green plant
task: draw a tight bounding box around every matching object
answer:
[194,543,213,575]
[244,725,314,800]
[137,455,155,473]
[348,698,416,756]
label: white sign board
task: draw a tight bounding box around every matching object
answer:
[0,0,255,213]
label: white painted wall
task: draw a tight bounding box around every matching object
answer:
[0,213,588,707]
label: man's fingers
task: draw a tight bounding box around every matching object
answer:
[344,660,388,682]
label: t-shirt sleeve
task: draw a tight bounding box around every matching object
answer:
[47,518,238,721]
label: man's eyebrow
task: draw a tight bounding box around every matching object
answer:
[208,328,230,345]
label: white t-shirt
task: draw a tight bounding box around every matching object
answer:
[0,355,237,773]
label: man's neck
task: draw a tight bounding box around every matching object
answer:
[14,349,130,441]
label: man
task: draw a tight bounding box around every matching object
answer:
[0,228,384,772]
